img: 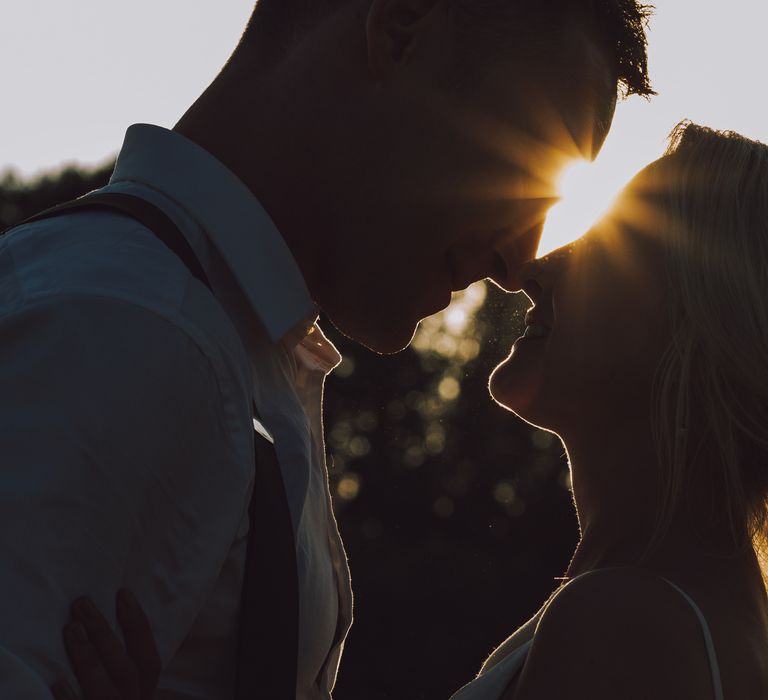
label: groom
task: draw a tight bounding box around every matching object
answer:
[0,1,651,699]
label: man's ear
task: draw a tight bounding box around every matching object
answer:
[366,0,444,77]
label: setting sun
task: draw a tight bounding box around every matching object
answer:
[536,159,628,258]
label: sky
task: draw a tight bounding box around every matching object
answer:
[2,1,767,253]
[0,1,254,176]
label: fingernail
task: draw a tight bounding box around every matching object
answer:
[67,621,88,644]
[51,680,77,700]
[117,589,137,611]
[74,597,97,620]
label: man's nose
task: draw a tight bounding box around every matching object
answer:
[509,241,575,293]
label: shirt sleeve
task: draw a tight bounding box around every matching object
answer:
[0,293,253,694]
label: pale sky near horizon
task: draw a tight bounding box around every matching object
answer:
[2,1,767,252]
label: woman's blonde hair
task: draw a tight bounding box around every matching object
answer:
[640,122,768,585]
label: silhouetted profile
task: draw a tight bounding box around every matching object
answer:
[0,1,652,699]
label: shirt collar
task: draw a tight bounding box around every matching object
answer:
[110,123,316,344]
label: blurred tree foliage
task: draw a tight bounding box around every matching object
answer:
[1,162,580,699]
[0,161,115,229]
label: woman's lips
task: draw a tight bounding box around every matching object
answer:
[522,324,550,339]
[523,309,553,329]
[514,321,551,345]
[515,306,552,344]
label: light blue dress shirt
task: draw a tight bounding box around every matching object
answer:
[0,124,352,700]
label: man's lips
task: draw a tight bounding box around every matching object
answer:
[417,282,452,319]
[445,248,465,292]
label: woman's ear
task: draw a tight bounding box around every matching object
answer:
[366,0,444,78]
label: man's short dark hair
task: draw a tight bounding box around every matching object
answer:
[242,0,654,99]
[447,0,654,99]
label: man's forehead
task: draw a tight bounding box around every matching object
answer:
[591,89,617,158]
[560,29,618,161]
[492,25,617,165]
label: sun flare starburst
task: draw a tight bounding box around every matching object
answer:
[537,159,629,258]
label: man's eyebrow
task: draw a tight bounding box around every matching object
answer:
[589,61,619,159]
[593,116,610,155]
[591,93,616,159]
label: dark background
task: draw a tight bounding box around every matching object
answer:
[1,163,580,700]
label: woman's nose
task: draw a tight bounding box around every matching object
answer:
[510,257,547,295]
[510,242,574,295]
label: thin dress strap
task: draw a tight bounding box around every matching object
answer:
[659,577,725,700]
[566,568,726,700]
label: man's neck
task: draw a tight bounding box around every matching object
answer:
[172,66,327,302]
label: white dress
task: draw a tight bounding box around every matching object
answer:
[448,571,724,700]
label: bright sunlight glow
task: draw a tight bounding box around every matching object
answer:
[536,159,628,258]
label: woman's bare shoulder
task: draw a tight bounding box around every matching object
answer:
[508,567,715,700]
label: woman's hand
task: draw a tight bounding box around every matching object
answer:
[50,590,161,700]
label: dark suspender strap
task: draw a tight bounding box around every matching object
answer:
[236,411,299,700]
[3,192,212,291]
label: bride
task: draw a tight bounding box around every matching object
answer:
[53,122,768,699]
[452,121,768,699]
